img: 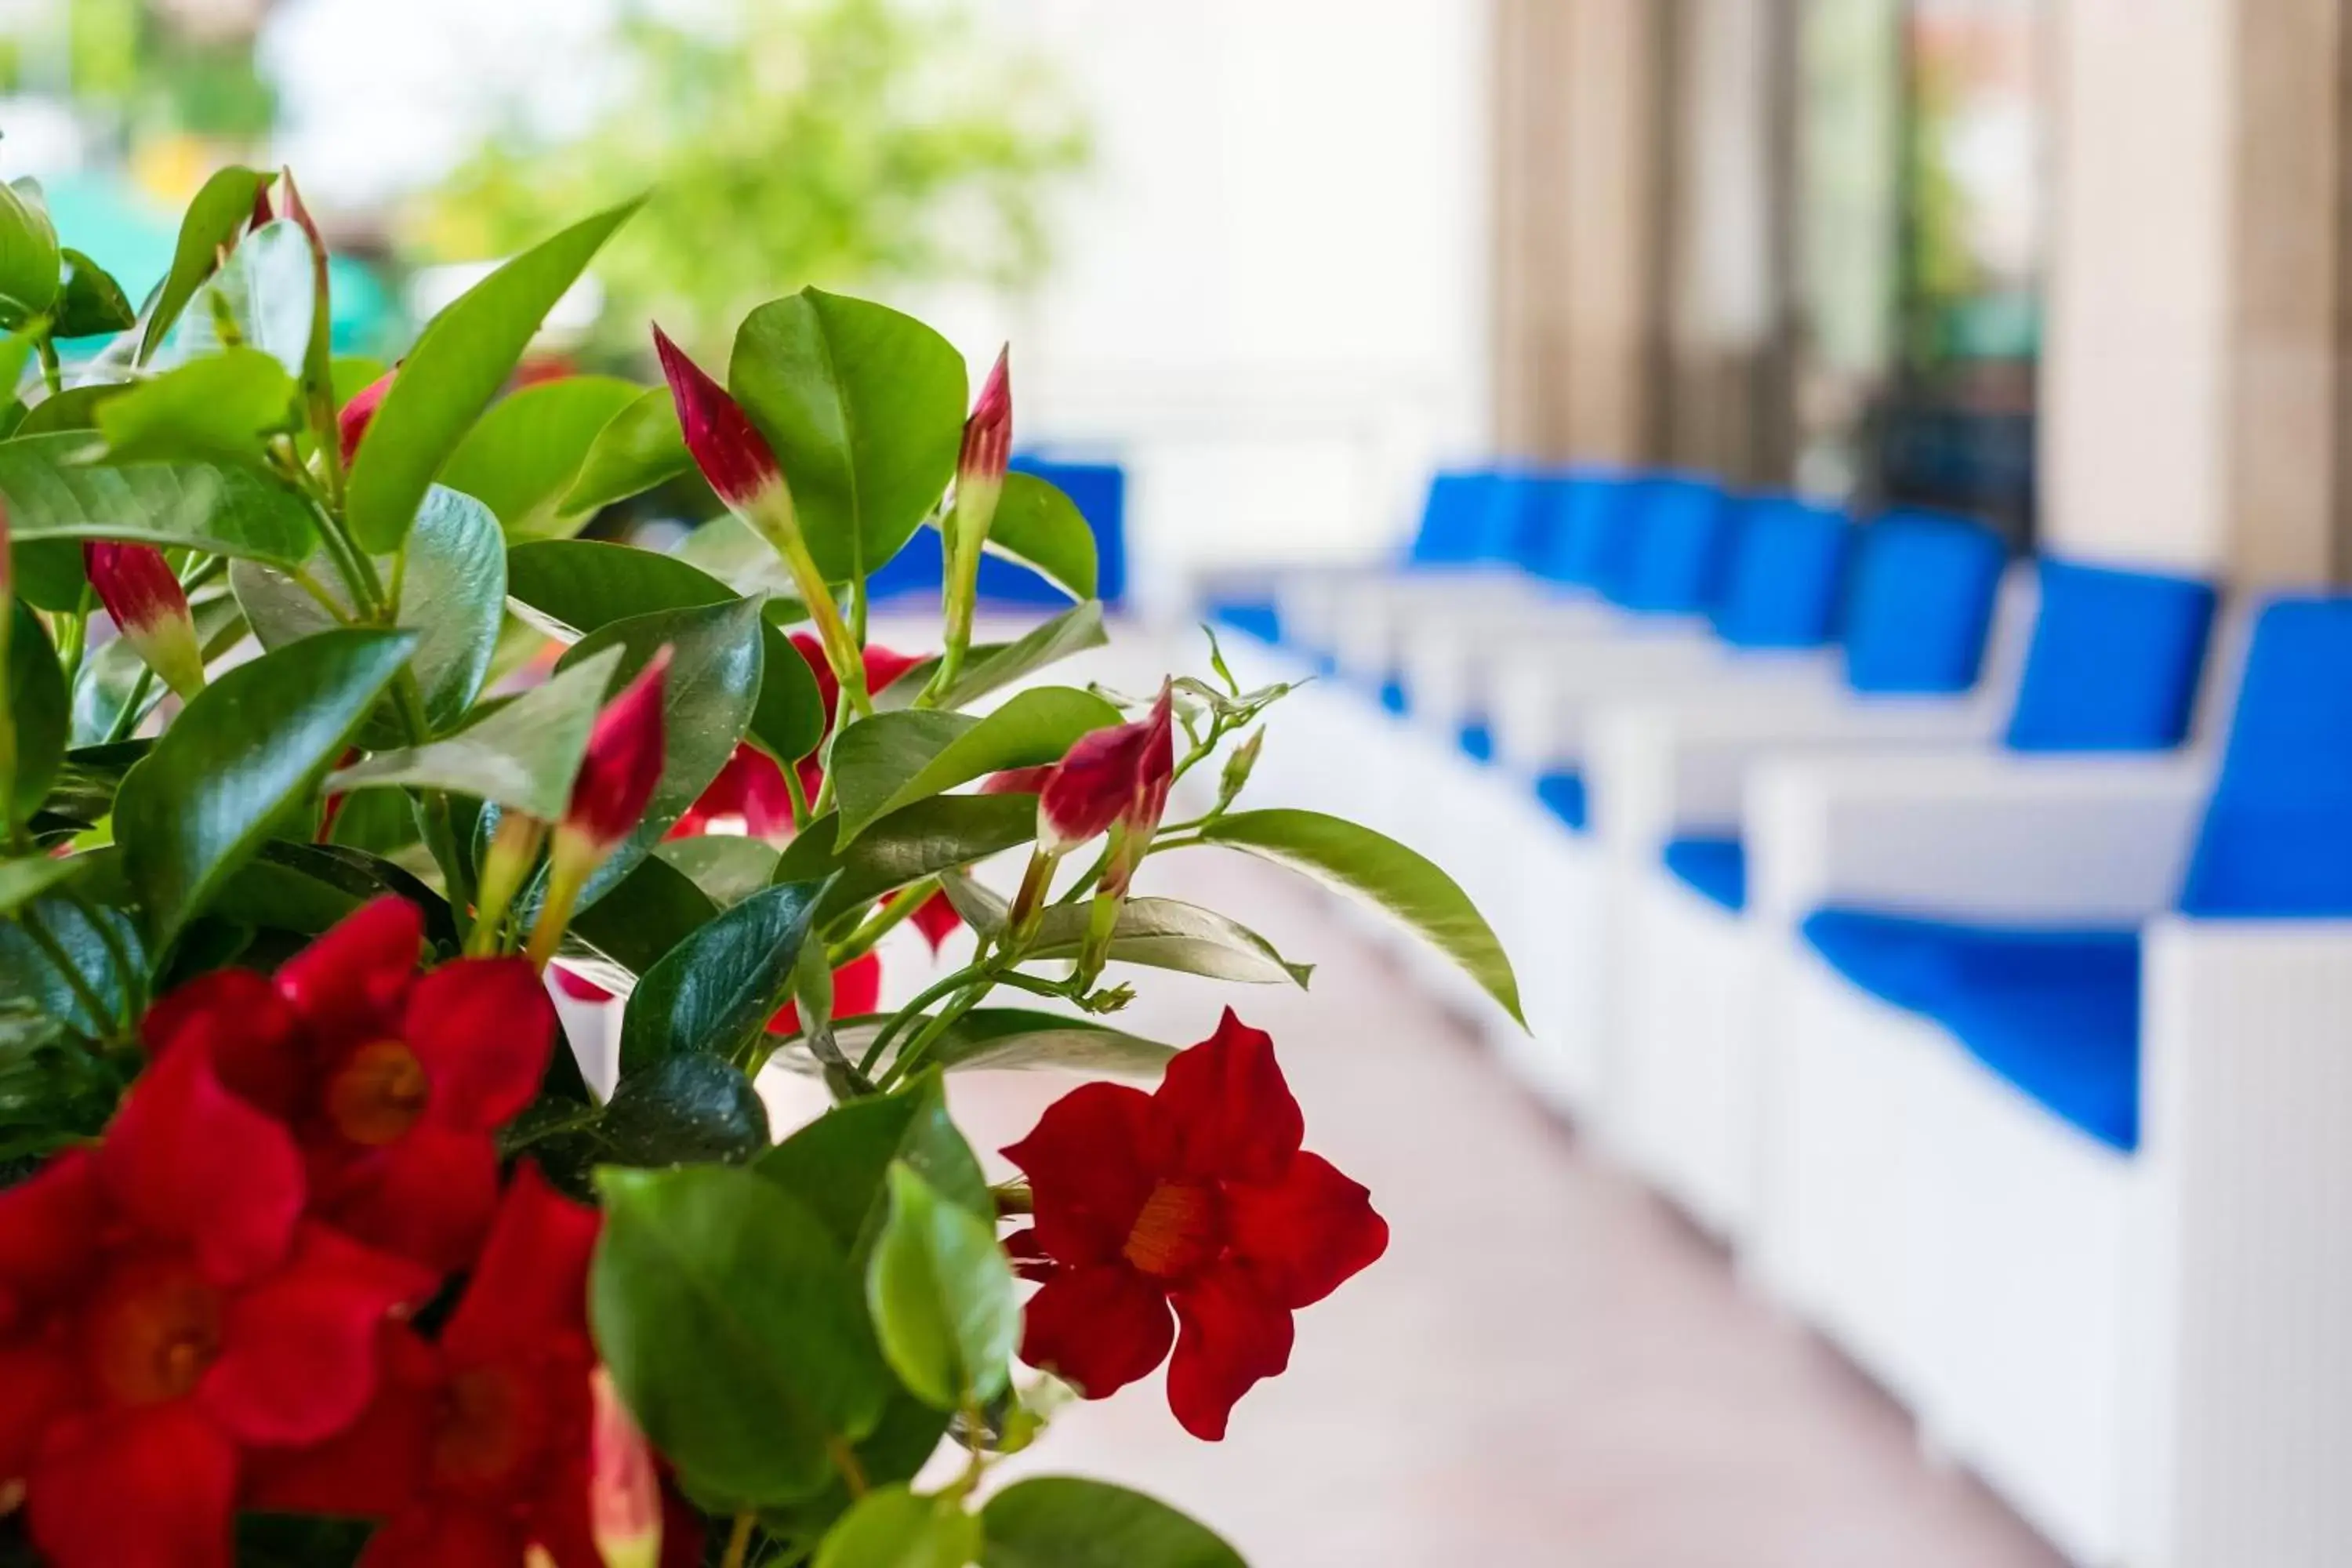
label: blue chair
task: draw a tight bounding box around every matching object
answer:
[866,456,1127,609]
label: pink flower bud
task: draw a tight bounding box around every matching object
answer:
[565,648,671,856]
[652,324,790,521]
[1035,686,1175,857]
[339,369,395,468]
[249,181,274,231]
[959,345,1011,490]
[589,1367,662,1568]
[83,543,205,699]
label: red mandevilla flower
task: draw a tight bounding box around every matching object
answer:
[339,370,395,468]
[1002,1011,1387,1440]
[958,346,1011,494]
[652,325,784,520]
[0,1040,434,1568]
[1034,687,1175,858]
[565,650,671,858]
[143,897,555,1272]
[249,1167,699,1568]
[83,542,205,700]
[786,632,925,802]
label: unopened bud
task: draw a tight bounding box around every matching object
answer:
[84,543,205,700]
[339,369,394,468]
[590,1367,662,1568]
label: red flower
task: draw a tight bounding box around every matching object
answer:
[249,1167,699,1568]
[909,889,962,954]
[787,632,925,801]
[652,325,786,521]
[0,1042,433,1568]
[143,898,555,1272]
[1035,687,1174,858]
[766,951,880,1038]
[670,745,793,840]
[565,650,670,859]
[339,370,395,468]
[1001,1011,1386,1439]
[84,542,205,699]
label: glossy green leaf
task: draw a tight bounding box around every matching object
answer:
[729,289,966,582]
[981,1479,1245,1568]
[674,513,807,604]
[557,597,764,905]
[13,383,125,437]
[7,602,67,830]
[815,1486,980,1568]
[557,384,691,515]
[0,855,84,916]
[617,879,826,1075]
[984,472,1096,601]
[770,796,1037,925]
[439,375,644,539]
[590,1164,889,1507]
[330,356,388,405]
[208,841,456,948]
[138,166,270,362]
[1021,898,1312,989]
[755,1074,990,1260]
[590,1054,771,1167]
[655,835,780,908]
[326,644,622,818]
[233,485,505,737]
[96,347,297,466]
[113,629,416,945]
[346,198,641,552]
[831,686,1120,847]
[167,220,315,376]
[880,601,1106,713]
[52,249,136,339]
[867,1163,1018,1410]
[31,741,147,836]
[778,1007,1174,1082]
[0,433,316,564]
[0,328,31,405]
[560,853,720,994]
[507,538,826,763]
[1199,808,1523,1024]
[0,893,142,1036]
[0,177,60,327]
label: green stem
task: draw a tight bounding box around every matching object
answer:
[827,879,934,968]
[103,669,157,744]
[54,589,92,688]
[391,673,476,934]
[719,1512,755,1568]
[857,961,991,1077]
[877,981,990,1093]
[34,338,61,397]
[781,756,812,834]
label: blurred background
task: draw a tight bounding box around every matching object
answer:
[9,3,2352,1565]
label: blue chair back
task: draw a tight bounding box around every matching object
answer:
[1839,511,2008,694]
[1472,471,1551,567]
[1405,471,1499,565]
[1527,471,1636,588]
[1599,477,1737,614]
[864,456,1127,609]
[2180,598,2352,916]
[2003,559,2217,752]
[1708,497,1853,649]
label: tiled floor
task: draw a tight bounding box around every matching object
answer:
[866,851,2071,1568]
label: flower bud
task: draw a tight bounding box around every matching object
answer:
[1035,686,1175,858]
[590,1367,662,1568]
[338,369,394,468]
[564,648,671,859]
[953,345,1012,542]
[249,181,274,231]
[83,543,205,699]
[1217,727,1265,809]
[652,324,793,529]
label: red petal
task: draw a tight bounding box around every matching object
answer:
[1036,722,1154,854]
[403,957,554,1131]
[140,969,307,1121]
[862,644,925,697]
[653,325,783,517]
[0,1338,78,1483]
[202,1224,437,1446]
[791,633,840,721]
[1000,1082,1163,1267]
[568,652,670,852]
[244,1328,436,1518]
[1165,1265,1294,1441]
[766,952,883,1036]
[1003,1226,1056,1283]
[1152,1011,1302,1186]
[275,897,423,1044]
[441,1165,600,1362]
[0,1150,104,1307]
[339,369,396,468]
[553,966,613,1003]
[320,1122,502,1275]
[29,1403,239,1568]
[909,890,961,953]
[982,765,1054,797]
[96,1040,303,1285]
[1225,1152,1388,1308]
[1019,1266,1173,1400]
[675,746,795,838]
[361,1503,528,1568]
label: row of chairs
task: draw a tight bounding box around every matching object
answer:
[1207,468,2352,1568]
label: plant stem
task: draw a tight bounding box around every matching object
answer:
[34,339,61,396]
[781,753,811,833]
[719,1512,755,1568]
[390,673,476,934]
[826,879,933,967]
[825,1435,869,1498]
[857,960,991,1076]
[103,669,157,744]
[876,980,990,1092]
[54,589,92,688]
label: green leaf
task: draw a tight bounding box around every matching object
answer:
[816,1486,981,1568]
[560,852,719,993]
[0,433,317,564]
[7,602,67,830]
[330,356,388,405]
[0,177,60,327]
[326,644,622,818]
[507,538,826,763]
[557,384,691,515]
[113,629,416,945]
[770,796,1038,926]
[617,879,826,1075]
[881,602,1107,713]
[138,166,270,361]
[439,375,644,539]
[52,249,136,339]
[0,855,84,916]
[655,835,779,908]
[13,383,125,437]
[71,592,244,745]
[233,485,506,738]
[729,289,966,583]
[346,198,642,553]
[0,894,143,1036]
[985,473,1097,601]
[166,220,315,376]
[981,1479,1245,1568]
[590,1164,890,1507]
[778,1008,1174,1081]
[207,841,456,948]
[31,741,147,835]
[96,347,297,466]
[1023,898,1312,989]
[673,513,808,604]
[0,1001,125,1158]
[557,597,764,904]
[867,1163,1018,1410]
[1199,808,1523,1024]
[755,1074,989,1260]
[590,1054,771,1167]
[831,687,1120,847]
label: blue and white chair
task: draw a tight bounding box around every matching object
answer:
[1744,597,2352,1566]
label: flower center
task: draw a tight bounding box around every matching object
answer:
[88,1257,223,1407]
[326,1039,430,1145]
[430,1366,542,1495]
[1122,1181,1222,1280]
